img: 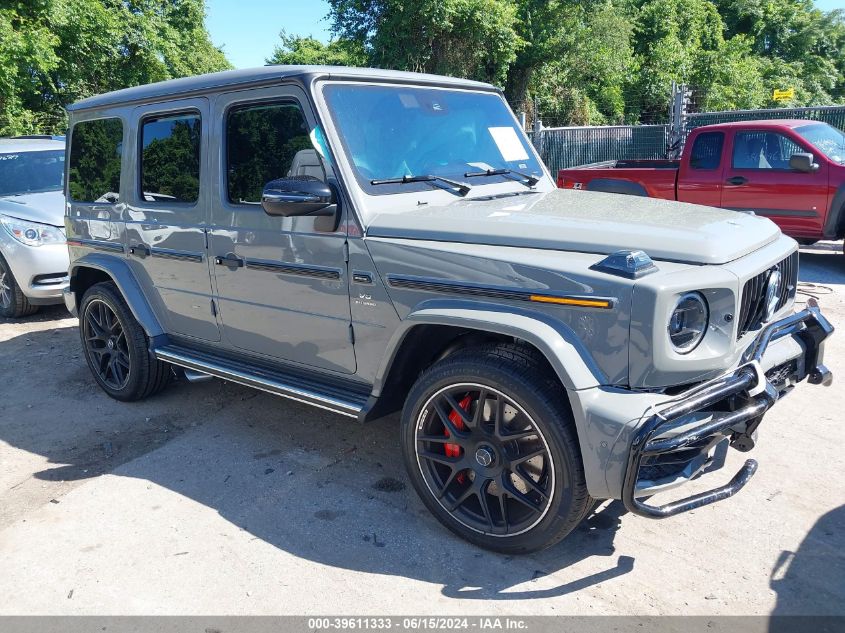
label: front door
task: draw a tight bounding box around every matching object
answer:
[207,86,355,374]
[125,98,219,341]
[720,128,829,238]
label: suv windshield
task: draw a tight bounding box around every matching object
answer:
[0,150,65,196]
[322,84,543,195]
[794,123,845,165]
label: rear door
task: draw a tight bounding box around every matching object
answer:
[207,85,355,374]
[677,130,725,206]
[720,128,829,237]
[124,98,219,341]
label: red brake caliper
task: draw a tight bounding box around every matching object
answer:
[445,394,472,484]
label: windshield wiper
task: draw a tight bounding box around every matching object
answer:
[464,168,539,187]
[370,174,471,197]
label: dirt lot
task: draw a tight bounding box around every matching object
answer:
[0,243,843,616]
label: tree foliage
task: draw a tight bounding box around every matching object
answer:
[277,0,845,125]
[0,0,230,135]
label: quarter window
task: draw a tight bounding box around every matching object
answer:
[732,131,805,170]
[68,118,123,203]
[226,102,319,205]
[689,132,724,170]
[140,112,201,203]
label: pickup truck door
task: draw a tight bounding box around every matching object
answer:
[676,130,726,207]
[719,129,829,238]
[207,85,356,375]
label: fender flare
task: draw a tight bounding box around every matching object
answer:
[823,182,845,239]
[69,253,165,338]
[586,178,648,197]
[371,298,608,398]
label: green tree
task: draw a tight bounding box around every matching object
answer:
[328,0,525,85]
[0,0,230,136]
[267,30,367,66]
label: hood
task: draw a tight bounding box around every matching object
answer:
[366,188,781,265]
[0,190,66,227]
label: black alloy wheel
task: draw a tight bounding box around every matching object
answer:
[82,298,131,390]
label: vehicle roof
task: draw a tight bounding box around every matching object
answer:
[67,66,499,112]
[0,137,65,153]
[698,119,830,131]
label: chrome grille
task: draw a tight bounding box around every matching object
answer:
[737,251,798,339]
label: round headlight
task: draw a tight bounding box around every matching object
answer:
[668,292,709,353]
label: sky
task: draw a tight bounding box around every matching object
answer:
[205,0,331,70]
[205,0,845,70]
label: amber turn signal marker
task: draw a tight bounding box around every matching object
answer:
[529,295,612,309]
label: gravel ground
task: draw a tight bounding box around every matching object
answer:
[0,242,842,616]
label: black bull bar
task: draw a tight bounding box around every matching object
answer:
[622,299,834,519]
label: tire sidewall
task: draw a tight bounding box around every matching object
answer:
[79,283,146,401]
[400,353,585,553]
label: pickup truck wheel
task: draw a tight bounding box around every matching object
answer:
[401,344,591,554]
[79,282,171,401]
[0,254,38,318]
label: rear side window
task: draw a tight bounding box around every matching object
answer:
[689,132,724,170]
[226,102,317,204]
[140,112,201,203]
[68,118,123,203]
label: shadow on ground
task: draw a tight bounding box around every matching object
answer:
[0,322,632,601]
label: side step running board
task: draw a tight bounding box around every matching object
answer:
[154,345,367,418]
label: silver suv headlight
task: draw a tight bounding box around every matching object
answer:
[668,292,709,354]
[0,214,65,247]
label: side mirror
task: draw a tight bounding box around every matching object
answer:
[261,178,336,217]
[789,152,819,173]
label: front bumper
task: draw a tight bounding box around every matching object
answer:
[0,236,69,304]
[622,299,834,518]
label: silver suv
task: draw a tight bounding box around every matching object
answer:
[63,67,834,553]
[0,136,68,318]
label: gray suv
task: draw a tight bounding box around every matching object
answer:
[63,67,834,553]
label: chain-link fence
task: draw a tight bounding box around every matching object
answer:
[532,124,670,174]
[685,105,845,137]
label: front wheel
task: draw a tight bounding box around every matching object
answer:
[79,281,171,401]
[401,344,591,554]
[0,254,38,318]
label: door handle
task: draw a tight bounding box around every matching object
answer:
[726,176,748,186]
[215,252,245,268]
[129,243,151,257]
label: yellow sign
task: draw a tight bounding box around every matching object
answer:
[773,88,795,101]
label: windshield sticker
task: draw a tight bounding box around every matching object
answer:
[489,127,529,162]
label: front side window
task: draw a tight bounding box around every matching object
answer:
[689,132,724,170]
[732,131,804,170]
[226,102,317,204]
[322,84,543,195]
[68,118,124,202]
[140,112,201,203]
[794,123,845,165]
[0,150,65,196]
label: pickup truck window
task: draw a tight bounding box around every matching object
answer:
[732,131,803,170]
[795,123,845,165]
[689,132,724,170]
[226,101,317,204]
[140,112,201,204]
[322,84,542,196]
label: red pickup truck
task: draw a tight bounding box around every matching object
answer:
[557,120,845,249]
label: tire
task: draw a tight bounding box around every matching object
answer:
[79,281,171,401]
[401,343,592,554]
[0,254,38,318]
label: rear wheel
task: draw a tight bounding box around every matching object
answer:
[0,254,38,318]
[401,343,591,554]
[79,282,170,401]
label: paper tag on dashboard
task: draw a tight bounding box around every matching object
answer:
[488,127,529,162]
